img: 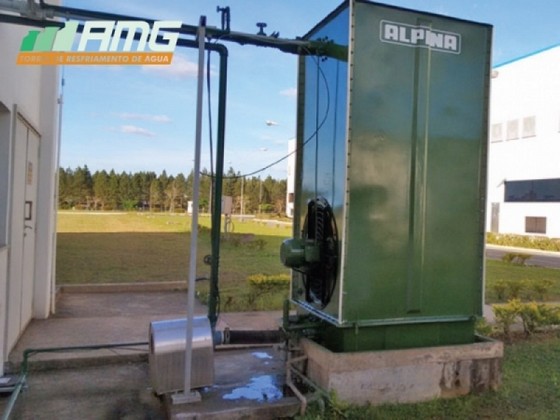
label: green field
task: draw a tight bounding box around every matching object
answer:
[56,212,560,418]
[56,211,560,307]
[56,211,293,311]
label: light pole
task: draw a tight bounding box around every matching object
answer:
[258,175,262,215]
[240,176,245,217]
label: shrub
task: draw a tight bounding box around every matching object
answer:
[493,300,521,338]
[491,278,555,302]
[492,299,560,338]
[501,253,532,266]
[475,317,494,336]
[247,273,290,292]
[243,273,291,311]
[518,301,546,336]
[487,232,560,252]
[492,279,508,301]
[529,279,554,301]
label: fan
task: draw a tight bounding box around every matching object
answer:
[280,197,339,309]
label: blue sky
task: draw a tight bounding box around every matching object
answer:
[59,0,560,179]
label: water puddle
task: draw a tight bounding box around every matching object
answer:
[223,375,283,402]
[251,351,273,360]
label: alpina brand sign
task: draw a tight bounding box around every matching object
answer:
[17,20,182,65]
[380,20,461,54]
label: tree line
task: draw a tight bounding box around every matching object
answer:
[58,166,287,214]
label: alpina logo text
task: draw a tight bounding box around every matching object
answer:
[380,20,461,54]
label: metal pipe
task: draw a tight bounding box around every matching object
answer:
[208,43,228,330]
[181,16,206,398]
[1,341,148,420]
[213,328,285,346]
[286,354,309,415]
[1,374,26,420]
[35,0,317,55]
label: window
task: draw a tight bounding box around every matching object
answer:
[522,116,536,138]
[506,119,519,140]
[491,123,503,142]
[525,217,546,234]
[504,178,560,202]
[288,193,294,203]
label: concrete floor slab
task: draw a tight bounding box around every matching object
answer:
[6,291,283,371]
[1,347,300,420]
[2,290,296,419]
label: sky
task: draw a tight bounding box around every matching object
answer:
[57,0,560,179]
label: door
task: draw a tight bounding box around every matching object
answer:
[6,114,40,351]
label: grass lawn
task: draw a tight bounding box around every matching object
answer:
[56,211,560,311]
[56,212,560,418]
[56,211,292,311]
[485,259,560,303]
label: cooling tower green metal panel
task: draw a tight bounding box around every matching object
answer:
[289,0,491,351]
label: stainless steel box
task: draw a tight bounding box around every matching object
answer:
[149,317,214,395]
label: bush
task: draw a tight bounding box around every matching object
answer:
[491,278,556,302]
[493,300,521,338]
[247,273,290,292]
[487,232,560,252]
[529,279,554,301]
[492,279,508,301]
[501,253,532,266]
[475,317,494,336]
[492,299,560,338]
[242,273,291,311]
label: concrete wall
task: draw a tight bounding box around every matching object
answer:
[301,337,503,405]
[0,15,60,368]
[487,45,560,237]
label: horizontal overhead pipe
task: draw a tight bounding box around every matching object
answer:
[33,0,317,55]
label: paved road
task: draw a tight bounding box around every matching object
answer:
[486,244,560,269]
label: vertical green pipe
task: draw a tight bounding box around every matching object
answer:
[208,44,228,329]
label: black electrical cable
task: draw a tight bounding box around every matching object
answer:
[203,50,331,181]
[313,55,321,246]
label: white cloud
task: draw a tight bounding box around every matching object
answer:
[119,125,156,137]
[142,54,199,79]
[279,87,297,98]
[116,113,172,123]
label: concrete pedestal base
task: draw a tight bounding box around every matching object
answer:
[301,336,503,405]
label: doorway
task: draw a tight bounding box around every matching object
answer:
[6,112,40,351]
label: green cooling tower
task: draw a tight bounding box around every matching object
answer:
[281,0,492,352]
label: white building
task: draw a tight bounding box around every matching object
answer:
[0,16,60,375]
[487,44,560,238]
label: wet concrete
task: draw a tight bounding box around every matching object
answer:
[1,289,294,419]
[167,347,299,420]
[1,347,299,420]
[3,362,166,420]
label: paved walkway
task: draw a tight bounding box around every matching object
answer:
[8,288,498,368]
[8,290,283,369]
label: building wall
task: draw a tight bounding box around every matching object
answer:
[487,45,560,238]
[0,17,60,375]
